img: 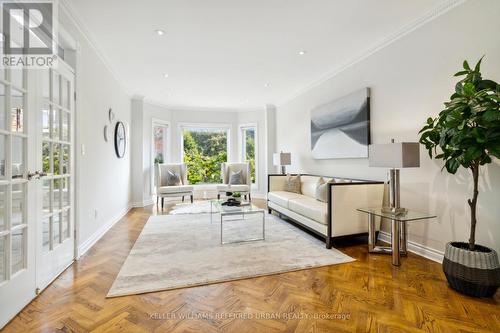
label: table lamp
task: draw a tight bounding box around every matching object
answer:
[369,140,420,214]
[273,152,291,175]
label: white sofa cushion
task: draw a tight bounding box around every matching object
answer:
[267,191,303,209]
[157,185,194,194]
[300,175,320,198]
[288,196,327,225]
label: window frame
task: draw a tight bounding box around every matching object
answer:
[151,118,170,195]
[238,123,258,188]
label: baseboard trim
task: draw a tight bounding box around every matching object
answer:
[77,205,132,258]
[130,199,154,208]
[378,231,444,263]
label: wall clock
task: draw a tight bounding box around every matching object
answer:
[114,121,126,158]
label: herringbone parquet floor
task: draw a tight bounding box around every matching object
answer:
[2,199,499,332]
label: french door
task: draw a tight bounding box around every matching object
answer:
[0,60,76,328]
[36,61,75,290]
[0,67,37,328]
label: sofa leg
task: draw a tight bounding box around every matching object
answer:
[161,197,164,210]
[268,208,272,214]
[244,194,247,200]
[217,194,220,200]
[326,237,333,249]
[182,196,185,202]
[190,195,193,203]
[248,193,251,202]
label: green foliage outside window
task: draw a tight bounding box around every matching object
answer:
[244,128,256,183]
[183,129,228,184]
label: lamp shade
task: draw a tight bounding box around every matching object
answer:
[273,152,291,166]
[369,142,420,168]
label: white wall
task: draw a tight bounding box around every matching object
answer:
[60,9,132,252]
[275,0,500,254]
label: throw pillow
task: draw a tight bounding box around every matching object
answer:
[229,170,243,184]
[166,170,182,186]
[315,177,328,203]
[285,174,301,194]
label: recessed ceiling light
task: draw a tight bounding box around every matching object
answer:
[298,50,307,56]
[264,83,270,88]
[163,73,169,78]
[155,29,165,36]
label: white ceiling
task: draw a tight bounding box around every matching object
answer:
[64,0,452,110]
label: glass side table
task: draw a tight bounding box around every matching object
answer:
[356,208,437,266]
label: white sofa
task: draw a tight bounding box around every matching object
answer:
[267,174,385,248]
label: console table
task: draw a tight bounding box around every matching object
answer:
[357,208,437,266]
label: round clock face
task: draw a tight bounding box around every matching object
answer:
[114,121,126,158]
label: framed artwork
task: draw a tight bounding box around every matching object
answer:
[310,88,370,159]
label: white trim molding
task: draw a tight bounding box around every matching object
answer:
[59,0,130,96]
[378,231,444,263]
[278,0,467,106]
[77,205,132,258]
[238,123,259,190]
[130,199,154,208]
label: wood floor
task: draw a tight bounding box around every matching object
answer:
[2,199,499,333]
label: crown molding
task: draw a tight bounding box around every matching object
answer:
[144,98,264,113]
[277,0,468,106]
[59,0,131,97]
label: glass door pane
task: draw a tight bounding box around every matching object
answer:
[36,63,75,291]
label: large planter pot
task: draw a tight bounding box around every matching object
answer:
[443,242,500,297]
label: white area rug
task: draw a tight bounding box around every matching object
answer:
[107,213,354,297]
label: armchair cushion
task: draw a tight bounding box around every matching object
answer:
[166,170,182,186]
[157,163,188,187]
[221,163,251,186]
[157,185,194,194]
[229,170,243,184]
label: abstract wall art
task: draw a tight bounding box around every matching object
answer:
[310,88,370,159]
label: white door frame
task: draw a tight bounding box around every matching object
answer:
[150,118,171,196]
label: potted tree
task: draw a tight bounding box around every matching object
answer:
[419,57,500,297]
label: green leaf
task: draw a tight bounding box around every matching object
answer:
[474,56,484,72]
[482,109,500,122]
[463,60,471,70]
[463,82,475,96]
[477,79,497,90]
[454,70,468,77]
[464,146,483,162]
[445,159,460,174]
[487,144,500,159]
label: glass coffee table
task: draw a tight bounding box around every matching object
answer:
[357,208,437,266]
[210,200,266,245]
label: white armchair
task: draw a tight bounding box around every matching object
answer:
[216,162,252,201]
[156,163,194,209]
